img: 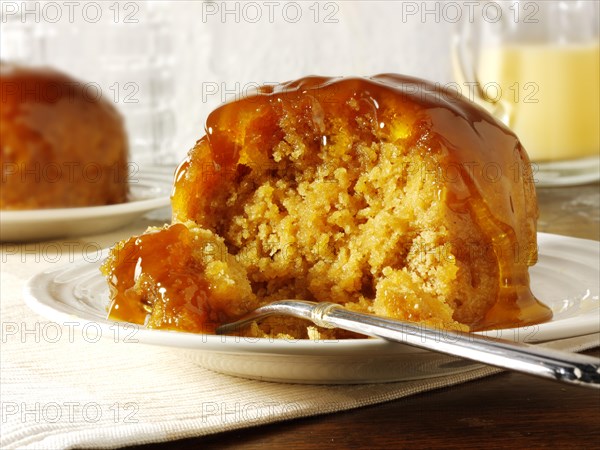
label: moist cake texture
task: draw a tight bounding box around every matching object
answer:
[102,74,552,338]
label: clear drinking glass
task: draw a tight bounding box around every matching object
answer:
[95,2,176,166]
[0,2,176,167]
[453,1,599,186]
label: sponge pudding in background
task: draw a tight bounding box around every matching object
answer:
[0,63,129,210]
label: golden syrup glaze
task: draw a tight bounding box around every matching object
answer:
[170,74,551,331]
[103,223,221,333]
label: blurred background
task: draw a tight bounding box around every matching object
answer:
[1,1,457,165]
[2,0,598,185]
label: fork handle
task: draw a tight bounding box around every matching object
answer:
[216,300,600,387]
[313,302,600,388]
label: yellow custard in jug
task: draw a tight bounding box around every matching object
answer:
[478,43,600,162]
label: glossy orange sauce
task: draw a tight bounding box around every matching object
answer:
[104,223,219,333]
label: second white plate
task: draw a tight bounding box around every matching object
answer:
[1,168,173,242]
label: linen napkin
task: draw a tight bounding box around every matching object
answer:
[1,218,598,450]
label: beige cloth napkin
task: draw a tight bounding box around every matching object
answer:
[1,219,598,450]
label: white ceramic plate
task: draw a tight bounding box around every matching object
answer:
[24,233,600,384]
[0,167,173,242]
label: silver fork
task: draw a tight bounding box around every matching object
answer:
[216,300,600,388]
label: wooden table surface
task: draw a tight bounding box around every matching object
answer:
[130,182,600,450]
